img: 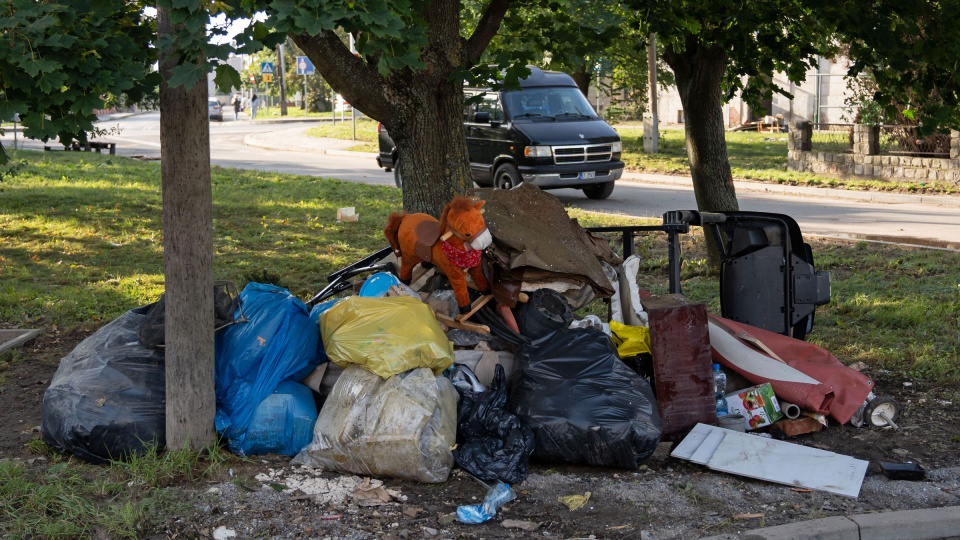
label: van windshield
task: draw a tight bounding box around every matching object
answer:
[502,87,598,121]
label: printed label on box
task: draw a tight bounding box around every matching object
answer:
[724,382,783,430]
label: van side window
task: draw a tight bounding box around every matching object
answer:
[475,94,503,123]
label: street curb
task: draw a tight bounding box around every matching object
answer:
[243,127,377,158]
[700,505,960,540]
[619,172,960,208]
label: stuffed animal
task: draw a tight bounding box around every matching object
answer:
[384,196,493,310]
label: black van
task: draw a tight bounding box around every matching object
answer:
[376,67,624,199]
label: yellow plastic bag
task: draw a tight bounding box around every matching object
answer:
[609,320,651,357]
[320,296,454,379]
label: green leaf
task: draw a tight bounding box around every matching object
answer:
[214,64,242,94]
[167,63,206,89]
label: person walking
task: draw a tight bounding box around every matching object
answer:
[250,93,259,120]
[232,93,242,121]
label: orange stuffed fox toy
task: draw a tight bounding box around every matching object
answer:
[384,196,493,309]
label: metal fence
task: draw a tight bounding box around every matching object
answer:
[878,125,951,158]
[810,123,853,154]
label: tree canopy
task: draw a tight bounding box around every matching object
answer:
[0,0,159,166]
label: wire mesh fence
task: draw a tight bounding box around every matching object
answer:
[810,123,853,153]
[879,125,951,158]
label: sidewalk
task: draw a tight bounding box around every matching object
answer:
[703,504,960,540]
[243,126,960,208]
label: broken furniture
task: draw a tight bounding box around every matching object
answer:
[591,210,831,341]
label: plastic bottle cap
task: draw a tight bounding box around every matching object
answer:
[713,364,720,370]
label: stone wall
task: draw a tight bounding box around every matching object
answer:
[787,121,960,184]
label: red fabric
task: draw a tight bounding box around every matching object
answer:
[709,315,874,424]
[441,241,482,269]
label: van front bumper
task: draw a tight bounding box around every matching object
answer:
[519,161,624,188]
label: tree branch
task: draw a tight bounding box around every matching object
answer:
[289,29,392,124]
[464,0,511,64]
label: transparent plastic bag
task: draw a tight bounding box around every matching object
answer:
[320,296,454,379]
[294,365,458,483]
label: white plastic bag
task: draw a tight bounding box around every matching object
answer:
[294,365,458,483]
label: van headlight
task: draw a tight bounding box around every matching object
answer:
[524,145,552,157]
[611,141,622,153]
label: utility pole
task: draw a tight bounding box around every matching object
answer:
[644,33,660,153]
[277,44,288,116]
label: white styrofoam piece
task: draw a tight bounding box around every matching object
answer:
[690,429,726,465]
[709,322,820,385]
[705,428,868,498]
[670,423,715,460]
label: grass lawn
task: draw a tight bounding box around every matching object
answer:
[2,149,956,382]
[616,127,960,195]
[0,150,957,536]
[305,117,378,153]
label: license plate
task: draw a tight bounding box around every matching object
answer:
[579,171,595,180]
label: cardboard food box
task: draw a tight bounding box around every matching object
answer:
[724,383,783,430]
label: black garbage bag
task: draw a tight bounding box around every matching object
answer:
[515,289,573,340]
[454,364,535,485]
[509,329,662,469]
[42,305,166,464]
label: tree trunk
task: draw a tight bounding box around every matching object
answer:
[663,39,739,214]
[290,0,510,217]
[157,8,216,451]
[390,77,471,215]
[571,66,591,97]
[663,38,738,270]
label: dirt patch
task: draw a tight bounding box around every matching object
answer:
[4,329,960,539]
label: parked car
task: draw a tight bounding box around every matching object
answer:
[376,67,623,199]
[208,99,223,121]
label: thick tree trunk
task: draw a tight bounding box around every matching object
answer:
[390,78,471,216]
[157,8,216,451]
[571,66,591,97]
[291,0,510,217]
[663,38,738,270]
[663,39,739,214]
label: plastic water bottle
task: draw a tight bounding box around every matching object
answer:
[457,482,517,524]
[713,364,729,415]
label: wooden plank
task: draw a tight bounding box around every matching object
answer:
[456,294,493,322]
[0,329,42,355]
[704,427,868,498]
[435,313,490,334]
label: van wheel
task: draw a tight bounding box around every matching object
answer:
[582,182,615,200]
[493,163,521,190]
[393,162,402,189]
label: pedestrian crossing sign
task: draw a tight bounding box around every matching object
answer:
[260,62,274,74]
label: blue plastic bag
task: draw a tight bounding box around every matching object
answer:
[215,283,324,455]
[236,380,318,457]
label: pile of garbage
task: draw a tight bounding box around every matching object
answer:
[40,185,901,512]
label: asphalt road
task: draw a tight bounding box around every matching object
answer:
[5,111,959,249]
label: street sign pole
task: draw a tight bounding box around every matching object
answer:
[303,75,308,112]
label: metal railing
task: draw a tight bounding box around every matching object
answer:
[810,123,853,154]
[878,125,950,158]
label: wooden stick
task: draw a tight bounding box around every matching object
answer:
[456,294,494,322]
[435,313,490,334]
[440,231,453,241]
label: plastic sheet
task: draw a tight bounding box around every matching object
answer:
[509,329,663,468]
[42,305,165,464]
[320,296,454,379]
[215,283,323,455]
[294,365,458,483]
[609,320,652,357]
[237,380,318,456]
[454,365,535,485]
